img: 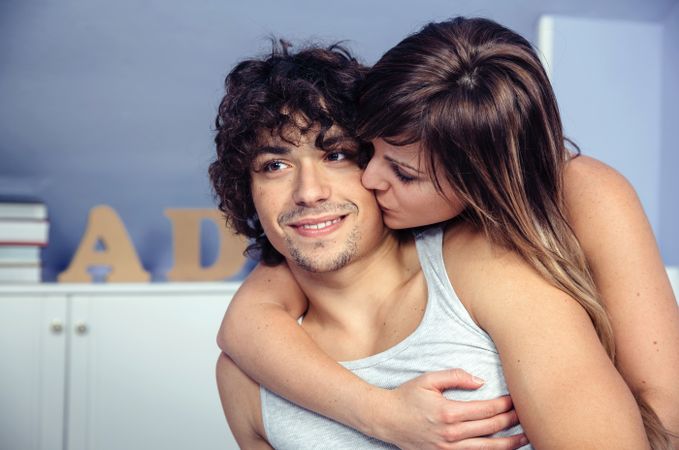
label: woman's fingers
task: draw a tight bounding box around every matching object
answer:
[388,371,523,449]
[439,396,514,423]
[417,368,487,391]
[448,433,529,450]
[442,409,520,442]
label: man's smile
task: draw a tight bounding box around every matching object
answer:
[286,215,347,238]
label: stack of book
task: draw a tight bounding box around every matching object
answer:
[0,198,49,283]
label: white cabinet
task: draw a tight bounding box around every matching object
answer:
[0,284,241,450]
[0,294,67,450]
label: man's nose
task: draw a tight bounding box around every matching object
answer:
[361,157,389,191]
[292,163,331,206]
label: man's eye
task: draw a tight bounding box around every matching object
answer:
[262,160,289,172]
[326,151,351,162]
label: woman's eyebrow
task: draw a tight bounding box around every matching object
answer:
[384,154,423,174]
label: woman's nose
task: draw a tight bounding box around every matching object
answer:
[361,157,389,191]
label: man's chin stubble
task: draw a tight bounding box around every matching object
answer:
[286,227,360,273]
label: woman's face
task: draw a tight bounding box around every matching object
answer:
[361,138,465,229]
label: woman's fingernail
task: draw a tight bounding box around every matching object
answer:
[472,376,485,384]
[519,436,528,445]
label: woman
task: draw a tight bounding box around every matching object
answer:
[215,17,679,449]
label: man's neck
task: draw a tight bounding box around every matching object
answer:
[286,230,424,359]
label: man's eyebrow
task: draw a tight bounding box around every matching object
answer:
[384,154,423,174]
[321,135,359,149]
[254,145,290,157]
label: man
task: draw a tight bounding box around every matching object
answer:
[209,43,525,449]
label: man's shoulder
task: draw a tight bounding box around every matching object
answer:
[216,353,270,448]
[440,221,564,322]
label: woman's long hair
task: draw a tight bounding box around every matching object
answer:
[357,17,671,448]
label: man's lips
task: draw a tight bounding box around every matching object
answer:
[286,215,347,237]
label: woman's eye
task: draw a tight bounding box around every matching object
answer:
[390,163,416,183]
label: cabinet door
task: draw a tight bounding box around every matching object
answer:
[66,290,239,450]
[0,294,67,450]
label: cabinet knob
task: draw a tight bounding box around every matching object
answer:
[74,322,88,335]
[50,319,63,334]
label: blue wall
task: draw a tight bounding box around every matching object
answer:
[1,0,676,280]
[661,2,679,264]
[539,13,678,264]
[539,15,663,233]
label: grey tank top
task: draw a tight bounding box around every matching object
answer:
[260,226,530,449]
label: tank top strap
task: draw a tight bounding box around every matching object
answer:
[413,226,494,343]
[413,226,452,306]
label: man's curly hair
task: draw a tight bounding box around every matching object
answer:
[209,41,367,266]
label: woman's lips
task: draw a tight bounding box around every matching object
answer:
[376,199,393,213]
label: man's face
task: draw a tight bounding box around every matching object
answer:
[250,124,385,273]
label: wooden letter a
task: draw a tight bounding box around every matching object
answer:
[58,205,150,283]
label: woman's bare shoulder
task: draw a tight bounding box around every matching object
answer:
[441,222,557,324]
[563,155,639,217]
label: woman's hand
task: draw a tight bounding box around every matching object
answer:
[372,369,527,450]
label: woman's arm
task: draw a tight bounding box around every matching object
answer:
[445,224,650,449]
[564,156,679,443]
[218,262,526,449]
[218,263,380,435]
